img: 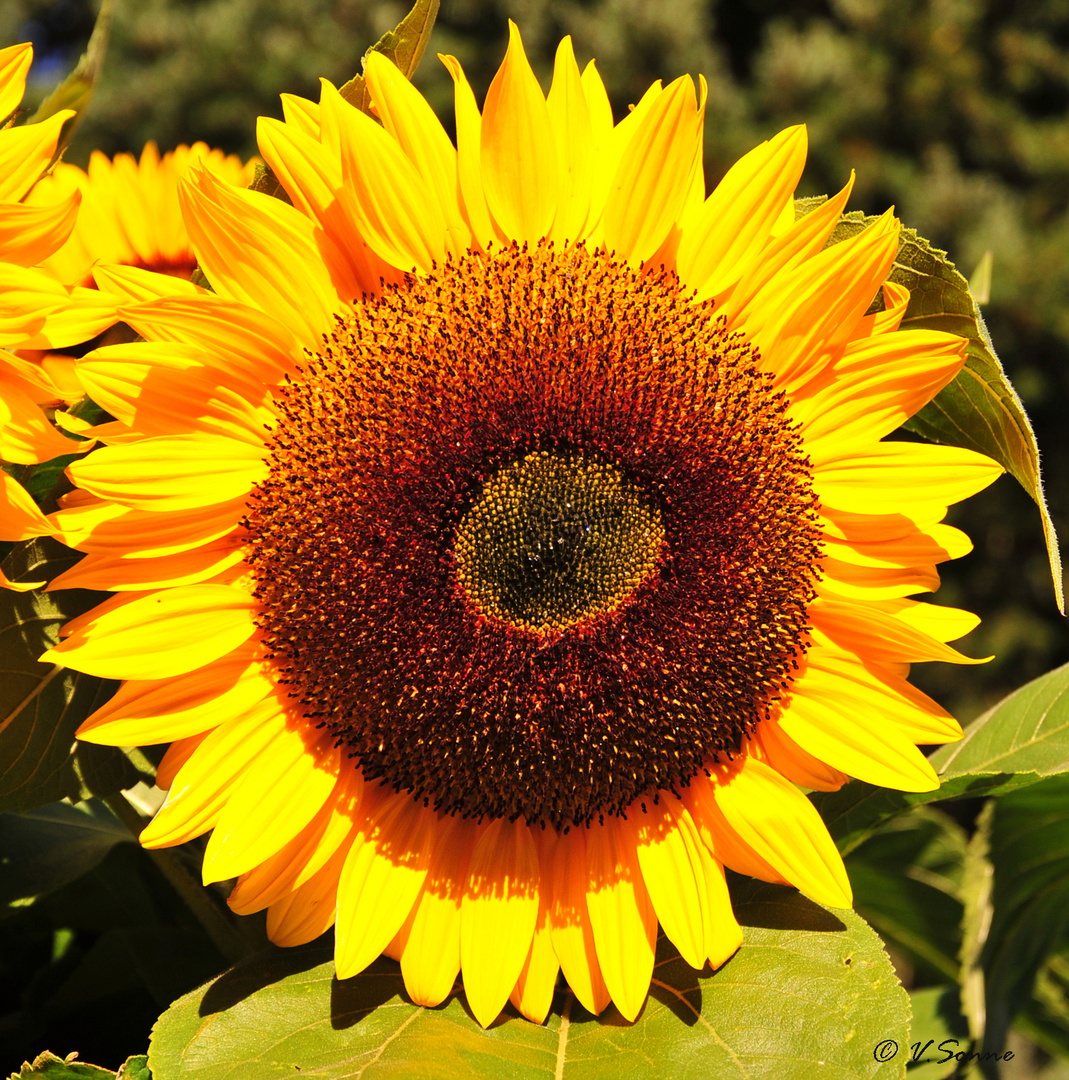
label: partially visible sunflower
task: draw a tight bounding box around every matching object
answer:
[27,141,256,288]
[48,25,1001,1026]
[0,41,115,582]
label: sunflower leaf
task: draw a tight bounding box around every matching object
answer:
[846,807,966,984]
[813,660,1069,854]
[338,0,441,113]
[147,880,908,1080]
[825,210,1063,613]
[28,0,112,172]
[981,776,1069,1059]
[0,539,124,814]
[7,1051,119,1079]
[0,799,130,906]
[904,986,969,1079]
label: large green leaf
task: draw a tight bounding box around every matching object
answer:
[812,662,1069,854]
[982,776,1069,1056]
[149,880,908,1080]
[827,211,1062,611]
[845,807,966,984]
[0,539,131,814]
[0,799,130,906]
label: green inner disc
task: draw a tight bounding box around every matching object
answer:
[453,448,665,635]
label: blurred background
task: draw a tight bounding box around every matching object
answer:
[2,0,1069,1071]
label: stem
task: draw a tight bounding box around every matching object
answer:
[104,790,258,965]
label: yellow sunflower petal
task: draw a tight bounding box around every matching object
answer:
[155,732,209,790]
[267,840,352,947]
[179,166,342,349]
[546,36,594,244]
[810,597,988,665]
[255,115,391,299]
[228,768,363,915]
[745,210,901,393]
[92,263,205,303]
[586,815,657,1022]
[603,75,700,267]
[634,798,707,969]
[202,730,341,883]
[50,495,241,559]
[797,333,966,456]
[814,441,1003,519]
[0,193,81,267]
[400,814,472,1008]
[0,470,52,541]
[0,371,79,463]
[677,125,807,297]
[117,294,297,382]
[480,21,558,245]
[460,816,541,1028]
[364,51,469,256]
[42,584,256,680]
[689,837,743,969]
[0,110,71,203]
[334,790,435,979]
[45,536,244,592]
[703,757,851,908]
[509,887,559,1024]
[0,42,33,121]
[319,79,446,274]
[77,347,271,445]
[76,645,272,745]
[67,432,267,512]
[777,674,941,792]
[549,826,611,1016]
[140,699,288,847]
[0,264,118,350]
[753,716,849,792]
[439,53,498,251]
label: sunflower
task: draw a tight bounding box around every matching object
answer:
[0,41,116,581]
[46,25,1001,1026]
[27,141,256,288]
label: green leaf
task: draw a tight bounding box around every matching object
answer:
[827,211,1062,612]
[982,776,1069,1056]
[28,0,112,170]
[115,1060,149,1080]
[0,799,130,906]
[7,1051,117,1080]
[904,986,969,1080]
[1018,951,1069,1060]
[149,880,908,1080]
[0,539,128,814]
[957,801,994,1049]
[813,661,1069,854]
[338,0,441,113]
[846,807,966,983]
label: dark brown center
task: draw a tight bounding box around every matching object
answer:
[243,241,821,827]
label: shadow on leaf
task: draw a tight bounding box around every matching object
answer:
[200,943,333,1016]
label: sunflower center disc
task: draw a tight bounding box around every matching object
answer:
[454,449,663,636]
[245,241,821,828]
